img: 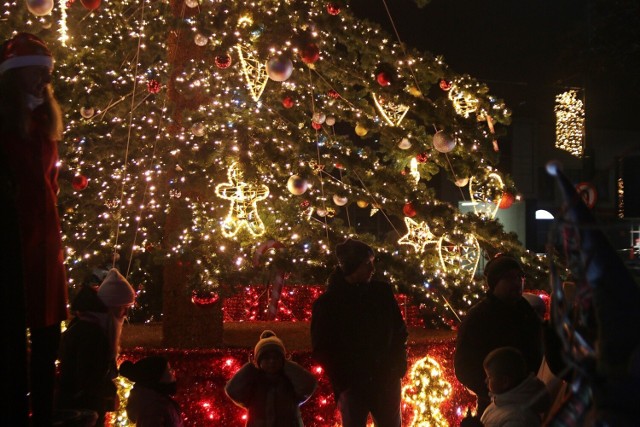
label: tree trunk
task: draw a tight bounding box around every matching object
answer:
[161,200,223,348]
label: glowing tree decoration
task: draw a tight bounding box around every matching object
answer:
[402,355,452,427]
[469,170,505,219]
[0,0,548,327]
[398,217,438,253]
[372,92,410,126]
[215,162,270,238]
[237,45,270,101]
[437,233,480,279]
[554,89,585,157]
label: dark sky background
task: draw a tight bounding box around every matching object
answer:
[349,0,640,131]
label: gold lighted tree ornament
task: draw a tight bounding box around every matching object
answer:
[372,93,410,126]
[398,217,438,253]
[448,84,479,118]
[554,89,584,157]
[402,355,452,427]
[469,170,505,219]
[215,162,270,238]
[437,232,481,280]
[237,44,269,102]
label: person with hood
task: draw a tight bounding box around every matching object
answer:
[481,347,550,427]
[119,356,184,427]
[57,269,136,425]
[0,32,68,426]
[311,238,408,427]
[454,254,543,417]
[225,330,317,427]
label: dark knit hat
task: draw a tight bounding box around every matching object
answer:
[71,285,108,313]
[483,254,523,291]
[335,238,374,276]
[119,356,168,384]
[254,330,285,364]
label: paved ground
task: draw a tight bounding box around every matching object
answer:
[121,321,455,350]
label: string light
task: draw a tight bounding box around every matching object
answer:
[554,89,585,157]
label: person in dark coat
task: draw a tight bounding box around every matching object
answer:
[119,356,184,427]
[57,269,136,425]
[454,254,543,418]
[0,32,68,426]
[225,330,317,427]
[311,238,408,427]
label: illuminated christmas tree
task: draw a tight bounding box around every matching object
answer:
[2,0,546,336]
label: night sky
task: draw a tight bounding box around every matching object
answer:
[349,0,639,131]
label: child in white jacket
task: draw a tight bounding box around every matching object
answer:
[481,347,551,427]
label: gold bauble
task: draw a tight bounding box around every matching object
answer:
[355,124,368,137]
[356,200,369,208]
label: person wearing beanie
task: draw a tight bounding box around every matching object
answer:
[225,330,317,427]
[57,270,136,425]
[0,32,67,426]
[119,356,184,427]
[454,254,543,418]
[311,238,408,427]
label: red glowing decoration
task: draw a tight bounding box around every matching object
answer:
[147,79,161,94]
[327,89,340,99]
[311,121,322,130]
[326,2,341,15]
[498,192,515,209]
[191,290,220,306]
[403,202,417,218]
[300,43,320,64]
[416,152,429,163]
[80,0,100,10]
[282,96,294,108]
[214,54,232,69]
[300,200,311,209]
[376,71,392,86]
[71,174,88,191]
[439,79,452,91]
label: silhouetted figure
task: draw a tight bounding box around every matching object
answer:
[0,32,68,426]
[311,238,408,427]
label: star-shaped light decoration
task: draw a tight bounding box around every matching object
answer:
[398,217,437,253]
[215,162,270,238]
[372,92,409,126]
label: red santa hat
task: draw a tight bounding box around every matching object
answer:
[0,33,53,75]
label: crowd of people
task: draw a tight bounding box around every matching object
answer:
[3,31,625,427]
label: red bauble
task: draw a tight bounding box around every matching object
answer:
[326,2,341,15]
[191,290,220,307]
[439,79,452,91]
[147,79,161,94]
[300,43,320,64]
[214,54,232,69]
[80,0,100,10]
[499,192,515,209]
[416,152,429,163]
[376,71,392,86]
[403,202,417,217]
[328,89,340,99]
[282,96,294,108]
[311,121,322,130]
[71,175,88,191]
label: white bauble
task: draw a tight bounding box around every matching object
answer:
[194,33,208,46]
[316,207,327,217]
[312,112,326,124]
[325,116,336,126]
[26,0,53,16]
[398,137,411,150]
[433,130,456,153]
[287,175,308,195]
[191,122,205,137]
[266,56,293,82]
[80,106,94,118]
[333,194,348,206]
[455,177,469,187]
[184,0,198,7]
